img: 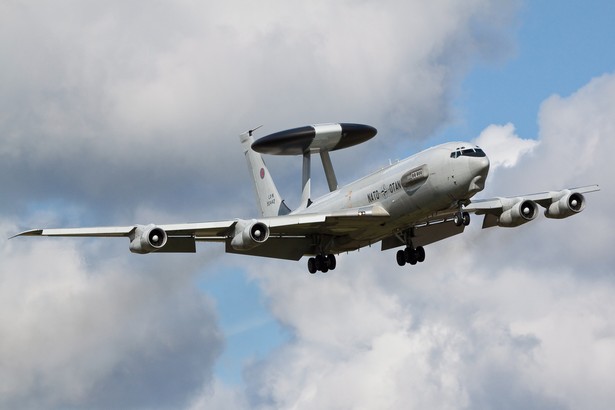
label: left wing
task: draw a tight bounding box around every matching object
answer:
[464,185,600,228]
[380,185,600,252]
[12,205,390,259]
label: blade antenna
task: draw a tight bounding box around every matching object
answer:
[248,125,264,136]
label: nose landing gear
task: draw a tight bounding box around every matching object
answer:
[453,211,471,227]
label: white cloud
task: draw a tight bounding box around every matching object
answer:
[473,123,539,170]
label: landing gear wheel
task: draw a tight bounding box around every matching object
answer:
[405,247,418,265]
[462,212,470,226]
[307,257,317,274]
[396,250,406,266]
[416,246,425,263]
[308,254,337,273]
[454,212,463,227]
[397,246,427,267]
[315,255,325,271]
[454,211,470,227]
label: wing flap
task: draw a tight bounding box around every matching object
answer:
[463,198,505,215]
[158,236,197,253]
[266,205,390,236]
[160,221,237,237]
[381,219,465,251]
[225,237,312,260]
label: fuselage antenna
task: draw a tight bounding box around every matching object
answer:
[248,125,264,137]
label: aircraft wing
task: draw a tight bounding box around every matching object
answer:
[11,222,240,254]
[463,184,600,228]
[12,222,238,240]
[12,205,391,259]
[381,184,600,251]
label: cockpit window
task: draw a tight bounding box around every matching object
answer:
[450,147,486,158]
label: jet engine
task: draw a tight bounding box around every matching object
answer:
[129,224,168,254]
[498,199,539,227]
[544,190,586,219]
[230,220,270,250]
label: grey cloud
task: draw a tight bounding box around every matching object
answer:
[0,222,223,409]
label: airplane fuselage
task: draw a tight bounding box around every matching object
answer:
[297,142,490,251]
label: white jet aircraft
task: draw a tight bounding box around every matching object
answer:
[13,123,599,274]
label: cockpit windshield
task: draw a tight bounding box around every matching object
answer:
[450,146,486,158]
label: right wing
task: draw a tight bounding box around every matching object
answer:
[12,205,391,260]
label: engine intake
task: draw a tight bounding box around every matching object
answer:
[498,199,539,227]
[230,220,270,250]
[129,224,168,254]
[544,190,586,219]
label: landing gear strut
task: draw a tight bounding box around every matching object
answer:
[307,254,336,274]
[396,246,426,267]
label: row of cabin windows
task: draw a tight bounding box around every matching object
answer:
[450,147,486,158]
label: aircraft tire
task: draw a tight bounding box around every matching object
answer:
[416,246,425,263]
[326,254,337,270]
[405,247,418,265]
[315,254,325,271]
[307,257,317,274]
[462,212,471,226]
[396,250,406,266]
[454,212,463,227]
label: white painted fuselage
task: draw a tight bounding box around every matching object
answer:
[295,142,490,251]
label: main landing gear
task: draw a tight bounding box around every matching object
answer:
[396,246,426,266]
[307,254,337,274]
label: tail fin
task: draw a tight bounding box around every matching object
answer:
[240,130,291,217]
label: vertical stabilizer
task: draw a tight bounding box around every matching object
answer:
[240,131,291,217]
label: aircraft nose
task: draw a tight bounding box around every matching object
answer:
[468,155,490,193]
[475,155,490,176]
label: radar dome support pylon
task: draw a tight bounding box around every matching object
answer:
[251,123,377,209]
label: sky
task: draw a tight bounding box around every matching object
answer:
[1,0,614,408]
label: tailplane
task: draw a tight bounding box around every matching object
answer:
[240,130,291,217]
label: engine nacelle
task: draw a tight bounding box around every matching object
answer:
[498,199,539,227]
[129,224,168,254]
[230,220,270,251]
[544,190,586,219]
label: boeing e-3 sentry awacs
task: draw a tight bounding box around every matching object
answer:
[13,123,599,273]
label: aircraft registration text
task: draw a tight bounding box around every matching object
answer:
[367,180,403,203]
